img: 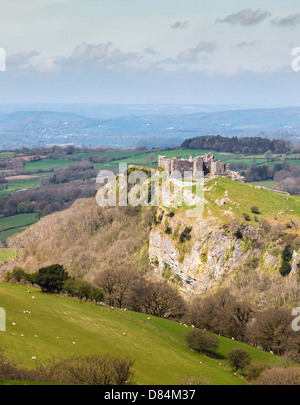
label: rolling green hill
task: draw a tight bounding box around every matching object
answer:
[0,283,281,385]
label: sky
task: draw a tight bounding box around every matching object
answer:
[0,0,300,107]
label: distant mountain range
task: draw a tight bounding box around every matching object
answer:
[0,105,299,149]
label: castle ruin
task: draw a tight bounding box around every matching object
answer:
[158,153,245,182]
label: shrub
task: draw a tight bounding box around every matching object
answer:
[281,244,293,262]
[0,348,24,381]
[34,264,70,293]
[279,261,292,277]
[234,229,243,239]
[11,267,26,283]
[245,361,269,381]
[179,227,192,243]
[242,213,251,221]
[185,329,219,354]
[255,366,300,385]
[227,348,251,372]
[33,354,135,385]
[165,226,172,234]
[250,206,260,214]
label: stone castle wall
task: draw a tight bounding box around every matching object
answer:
[158,153,244,182]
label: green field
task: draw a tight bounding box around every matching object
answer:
[0,214,39,242]
[24,158,70,171]
[0,283,281,385]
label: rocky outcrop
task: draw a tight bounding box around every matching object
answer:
[149,209,299,298]
[149,213,251,295]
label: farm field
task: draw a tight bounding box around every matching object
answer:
[0,283,281,385]
[24,158,70,171]
[0,214,39,242]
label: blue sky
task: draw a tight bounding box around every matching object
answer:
[1,0,300,106]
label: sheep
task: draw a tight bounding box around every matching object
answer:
[27,290,31,294]
[72,341,76,344]
[231,337,235,341]
[12,322,16,326]
[31,357,36,360]
[147,317,151,320]
[32,296,36,300]
[123,333,126,336]
[20,334,24,337]
[270,351,274,354]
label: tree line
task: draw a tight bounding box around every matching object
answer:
[5,264,300,364]
[181,135,291,154]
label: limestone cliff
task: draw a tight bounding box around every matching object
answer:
[148,177,300,305]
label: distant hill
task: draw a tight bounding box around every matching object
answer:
[0,106,299,149]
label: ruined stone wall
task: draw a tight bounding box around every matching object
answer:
[158,153,245,182]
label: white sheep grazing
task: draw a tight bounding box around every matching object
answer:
[32,296,36,300]
[191,325,195,328]
[31,357,36,360]
[27,290,31,293]
[12,322,16,326]
[20,334,24,337]
[270,351,274,354]
[72,341,76,344]
[147,317,151,320]
[231,337,235,341]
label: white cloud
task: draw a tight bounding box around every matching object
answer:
[236,40,261,48]
[272,14,300,27]
[36,57,61,73]
[216,9,271,26]
[170,21,189,30]
[7,50,39,68]
[177,42,216,63]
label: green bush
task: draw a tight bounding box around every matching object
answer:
[185,329,219,354]
[34,264,69,293]
[180,227,192,243]
[165,226,172,234]
[227,348,251,372]
[279,261,292,277]
[33,354,135,385]
[242,213,251,221]
[250,206,260,214]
